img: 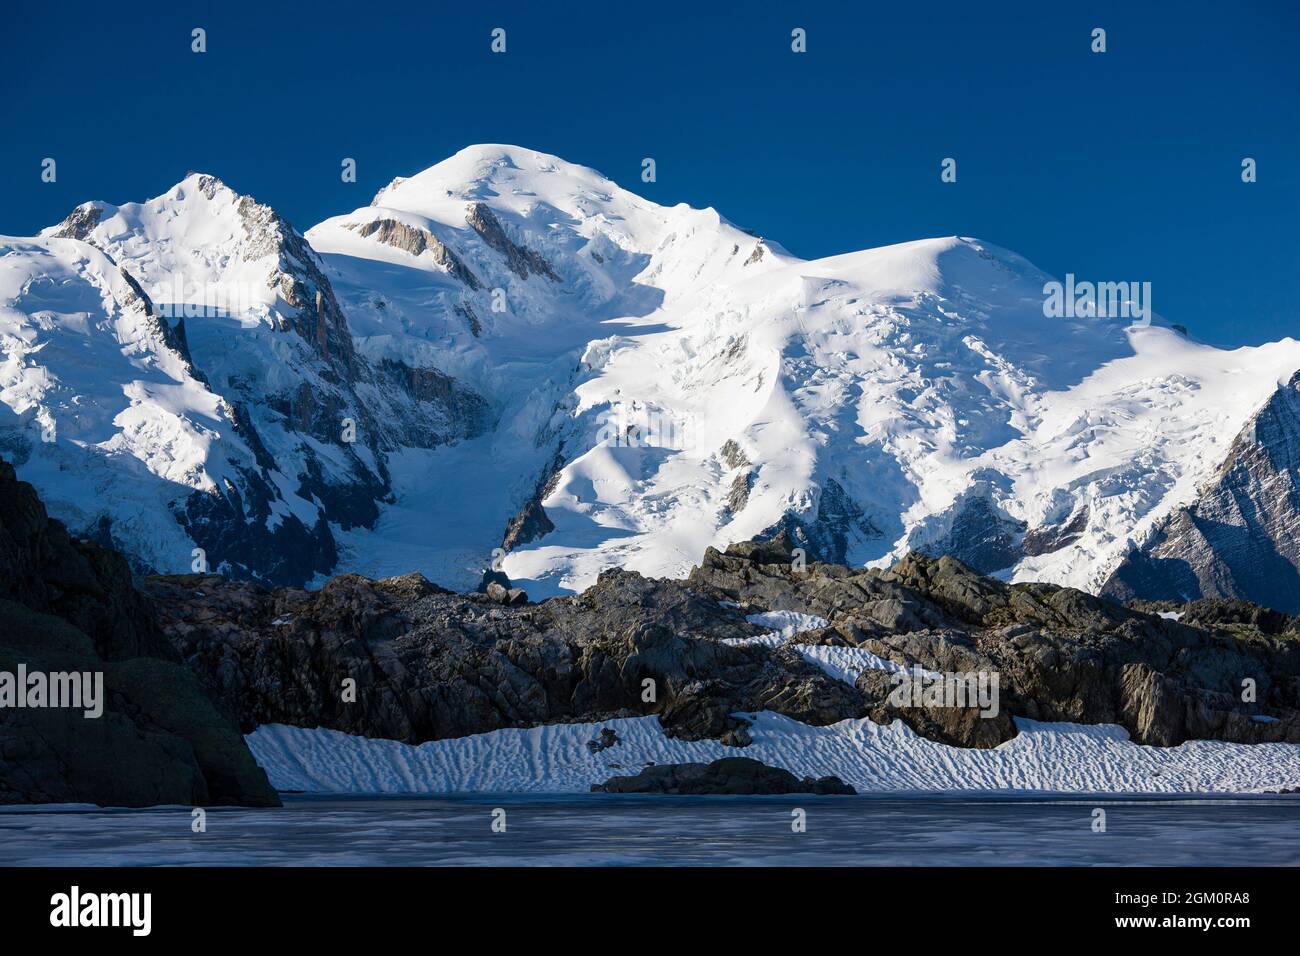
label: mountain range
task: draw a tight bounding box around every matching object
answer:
[3,144,1299,610]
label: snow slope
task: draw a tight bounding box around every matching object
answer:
[311,150,1300,597]
[5,173,487,583]
[0,235,241,565]
[5,144,1299,600]
[246,714,1300,795]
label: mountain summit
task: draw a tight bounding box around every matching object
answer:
[4,145,1300,608]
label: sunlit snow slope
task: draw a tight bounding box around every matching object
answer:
[4,144,1298,600]
[311,146,1300,597]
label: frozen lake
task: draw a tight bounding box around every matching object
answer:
[2,793,1298,866]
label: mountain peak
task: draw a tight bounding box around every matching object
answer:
[368,144,627,216]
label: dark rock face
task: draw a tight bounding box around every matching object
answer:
[0,459,278,808]
[1022,505,1089,557]
[592,757,855,795]
[145,565,863,745]
[686,541,1300,749]
[1103,371,1300,613]
[760,478,879,564]
[501,450,564,551]
[144,521,1300,756]
[501,499,555,551]
[918,488,1026,574]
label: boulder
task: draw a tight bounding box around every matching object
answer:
[591,756,856,795]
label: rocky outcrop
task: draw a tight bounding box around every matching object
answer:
[501,450,564,551]
[142,518,1300,756]
[1103,372,1300,613]
[760,478,879,564]
[466,202,561,281]
[686,535,1300,748]
[145,563,863,746]
[918,490,1026,574]
[592,757,855,795]
[0,459,278,807]
[347,219,482,289]
[46,201,106,241]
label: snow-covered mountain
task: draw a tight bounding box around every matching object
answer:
[4,144,1299,606]
[3,173,487,584]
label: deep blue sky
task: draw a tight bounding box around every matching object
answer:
[3,0,1295,346]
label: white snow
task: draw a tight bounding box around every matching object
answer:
[6,144,1300,602]
[246,713,1300,796]
[312,153,1300,598]
[724,609,899,682]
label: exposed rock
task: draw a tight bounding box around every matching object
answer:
[485,581,529,606]
[688,541,1300,748]
[502,499,555,551]
[725,471,754,517]
[918,487,1026,574]
[104,495,1300,761]
[347,218,482,289]
[760,477,879,564]
[46,202,106,241]
[466,202,561,281]
[145,564,863,745]
[1022,505,1089,557]
[1103,371,1300,613]
[501,450,564,551]
[591,757,855,795]
[719,439,751,470]
[0,459,278,807]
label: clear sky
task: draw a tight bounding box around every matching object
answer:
[3,0,1296,347]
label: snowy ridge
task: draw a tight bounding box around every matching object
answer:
[246,714,1300,795]
[0,235,240,562]
[4,144,1299,600]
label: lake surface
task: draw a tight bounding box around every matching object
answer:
[2,793,1298,866]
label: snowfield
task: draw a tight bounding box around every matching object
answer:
[246,714,1300,796]
[5,143,1300,602]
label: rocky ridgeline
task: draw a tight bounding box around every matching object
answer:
[146,531,1300,755]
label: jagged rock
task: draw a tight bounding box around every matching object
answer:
[112,498,1300,759]
[1022,506,1089,557]
[0,460,278,807]
[760,477,878,565]
[918,488,1026,574]
[46,202,105,240]
[466,202,560,281]
[725,471,754,517]
[719,439,751,470]
[501,451,564,551]
[502,499,555,551]
[688,539,1300,748]
[146,563,863,746]
[1103,371,1300,612]
[591,757,855,795]
[347,218,482,289]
